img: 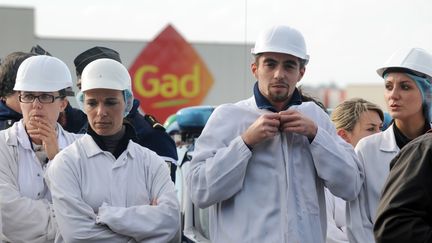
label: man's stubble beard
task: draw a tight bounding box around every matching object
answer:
[268,86,291,103]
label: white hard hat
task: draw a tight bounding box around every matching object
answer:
[251,25,309,64]
[81,58,131,92]
[79,58,133,117]
[14,55,72,92]
[377,47,432,80]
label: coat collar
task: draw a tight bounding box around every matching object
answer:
[80,133,136,161]
[6,119,68,151]
[253,82,302,112]
[379,124,399,153]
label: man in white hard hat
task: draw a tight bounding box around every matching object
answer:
[186,25,362,243]
[45,58,180,242]
[0,55,81,242]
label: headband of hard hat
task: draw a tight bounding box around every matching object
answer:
[382,67,429,80]
[74,46,121,77]
[80,58,131,92]
[251,25,310,65]
[13,55,72,92]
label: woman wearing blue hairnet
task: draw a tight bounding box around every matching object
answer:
[346,47,432,243]
[45,58,180,243]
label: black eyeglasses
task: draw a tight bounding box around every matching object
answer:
[19,94,63,104]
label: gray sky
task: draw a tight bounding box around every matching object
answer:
[1,0,431,87]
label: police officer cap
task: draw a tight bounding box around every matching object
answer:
[30,45,52,56]
[74,46,122,77]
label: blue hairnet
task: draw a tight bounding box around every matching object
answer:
[76,89,134,117]
[384,72,432,123]
[406,73,432,123]
[381,112,393,131]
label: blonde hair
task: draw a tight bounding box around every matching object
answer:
[331,98,384,131]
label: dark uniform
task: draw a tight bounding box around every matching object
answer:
[58,102,88,133]
[127,99,177,162]
[374,131,432,243]
[0,100,22,130]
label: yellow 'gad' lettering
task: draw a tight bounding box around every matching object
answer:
[134,64,201,98]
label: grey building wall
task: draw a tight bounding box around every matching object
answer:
[1,6,256,111]
[0,7,35,59]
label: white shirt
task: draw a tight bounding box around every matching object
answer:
[325,188,348,243]
[45,134,180,243]
[16,121,71,201]
[346,125,399,243]
[186,97,363,243]
[0,120,80,243]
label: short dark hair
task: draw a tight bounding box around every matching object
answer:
[74,46,122,78]
[0,52,36,98]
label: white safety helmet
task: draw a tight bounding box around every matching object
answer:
[79,58,133,116]
[251,25,309,65]
[81,58,131,92]
[14,55,72,92]
[376,47,432,80]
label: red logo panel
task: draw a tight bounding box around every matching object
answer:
[129,24,214,122]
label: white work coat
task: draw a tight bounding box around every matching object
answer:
[186,97,363,243]
[346,125,399,243]
[45,134,180,243]
[0,120,80,243]
[325,188,348,243]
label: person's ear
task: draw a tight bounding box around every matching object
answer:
[59,98,68,112]
[251,62,258,79]
[337,129,351,144]
[297,66,306,82]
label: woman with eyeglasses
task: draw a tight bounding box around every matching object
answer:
[0,55,81,243]
[346,47,432,243]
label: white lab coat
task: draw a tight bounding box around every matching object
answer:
[346,125,399,243]
[186,97,363,243]
[0,120,80,243]
[45,134,180,243]
[325,188,348,243]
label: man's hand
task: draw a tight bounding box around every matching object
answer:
[279,109,317,141]
[150,198,158,206]
[241,113,281,148]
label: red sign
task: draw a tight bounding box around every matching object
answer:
[129,24,214,123]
